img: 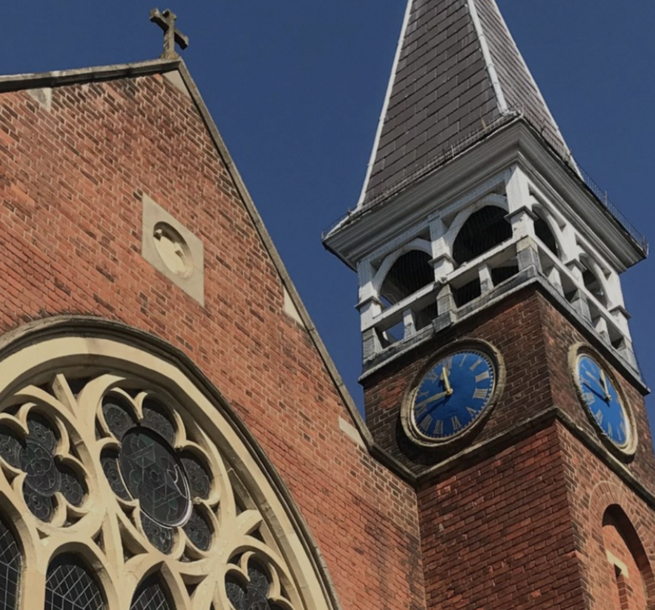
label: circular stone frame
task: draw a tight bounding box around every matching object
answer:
[568,342,637,459]
[400,338,506,450]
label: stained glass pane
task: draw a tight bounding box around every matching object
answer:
[183,507,212,551]
[0,428,22,469]
[141,514,174,554]
[27,414,58,453]
[141,400,176,445]
[226,562,274,610]
[102,397,136,440]
[119,429,190,527]
[130,574,173,610]
[0,518,21,610]
[45,554,104,610]
[59,466,86,507]
[180,454,211,500]
[100,451,131,500]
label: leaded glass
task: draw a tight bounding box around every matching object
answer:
[59,466,86,506]
[0,429,22,469]
[183,507,212,551]
[141,400,176,445]
[0,518,21,610]
[26,415,57,452]
[141,514,174,554]
[180,454,211,500]
[130,574,173,610]
[100,451,130,500]
[120,429,191,526]
[102,397,136,440]
[45,554,105,610]
[226,563,279,610]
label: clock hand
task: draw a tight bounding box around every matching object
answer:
[599,369,611,402]
[415,391,451,410]
[441,366,454,396]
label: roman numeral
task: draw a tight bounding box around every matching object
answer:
[475,371,490,384]
[466,407,478,418]
[459,354,468,367]
[620,422,627,435]
[594,410,603,425]
[584,392,596,404]
[451,416,462,431]
[607,423,613,438]
[443,356,453,370]
[434,419,444,436]
[470,359,482,372]
[473,388,488,400]
[419,413,433,430]
[425,369,439,383]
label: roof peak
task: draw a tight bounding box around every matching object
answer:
[0,58,181,94]
[358,0,571,207]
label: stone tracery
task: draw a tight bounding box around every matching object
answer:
[0,336,328,610]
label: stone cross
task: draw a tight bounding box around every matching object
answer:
[150,8,189,59]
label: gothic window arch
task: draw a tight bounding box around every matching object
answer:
[0,516,21,610]
[0,321,337,610]
[45,554,105,610]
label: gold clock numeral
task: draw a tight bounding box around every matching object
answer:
[594,409,603,425]
[620,422,627,435]
[466,407,478,418]
[434,419,444,436]
[607,423,613,438]
[425,369,439,383]
[472,388,488,400]
[470,359,482,372]
[475,371,490,384]
[459,354,468,367]
[420,413,433,429]
[584,392,596,404]
[451,416,462,431]
[443,356,453,370]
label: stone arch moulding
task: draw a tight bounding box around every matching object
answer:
[0,315,341,610]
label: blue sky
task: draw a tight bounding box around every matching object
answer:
[2,1,654,425]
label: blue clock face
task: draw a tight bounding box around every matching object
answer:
[411,350,496,442]
[576,354,631,450]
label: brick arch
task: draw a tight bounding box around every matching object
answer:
[590,482,655,608]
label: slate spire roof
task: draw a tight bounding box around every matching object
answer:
[359,0,571,206]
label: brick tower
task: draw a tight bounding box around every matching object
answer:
[324,1,655,608]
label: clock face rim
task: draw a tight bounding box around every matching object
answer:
[401,339,506,449]
[569,343,637,458]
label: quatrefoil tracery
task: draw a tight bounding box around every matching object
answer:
[98,390,216,555]
[0,372,301,610]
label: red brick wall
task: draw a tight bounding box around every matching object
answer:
[419,424,586,609]
[0,74,424,610]
[559,425,655,609]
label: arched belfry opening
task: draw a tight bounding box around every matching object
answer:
[534,214,559,257]
[452,206,512,265]
[451,206,518,307]
[379,250,433,307]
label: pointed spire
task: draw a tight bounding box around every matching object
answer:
[359,0,571,206]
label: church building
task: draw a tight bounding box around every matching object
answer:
[0,1,652,609]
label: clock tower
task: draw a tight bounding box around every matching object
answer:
[324,1,655,608]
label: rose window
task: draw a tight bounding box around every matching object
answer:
[0,333,332,610]
[99,393,214,554]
